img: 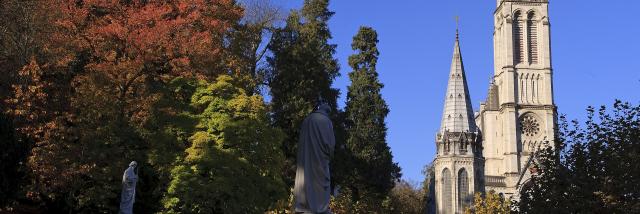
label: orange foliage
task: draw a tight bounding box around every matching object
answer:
[7,59,54,140]
[51,0,244,124]
[5,0,244,209]
[6,58,82,201]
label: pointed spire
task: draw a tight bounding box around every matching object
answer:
[440,28,477,133]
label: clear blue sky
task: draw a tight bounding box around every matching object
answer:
[276,0,640,183]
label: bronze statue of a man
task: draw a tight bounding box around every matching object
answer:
[294,102,336,214]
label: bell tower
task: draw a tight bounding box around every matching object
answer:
[477,0,557,198]
[434,29,484,214]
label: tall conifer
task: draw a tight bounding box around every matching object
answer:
[343,26,401,207]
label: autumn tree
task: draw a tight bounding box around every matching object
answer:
[0,0,53,102]
[53,0,243,124]
[385,180,427,214]
[56,0,243,212]
[465,191,510,214]
[340,26,400,210]
[3,58,83,211]
[1,2,55,207]
[268,0,341,188]
[162,75,286,213]
[4,0,246,212]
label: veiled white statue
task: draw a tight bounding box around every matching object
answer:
[119,161,138,214]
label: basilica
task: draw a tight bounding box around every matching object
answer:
[432,0,557,213]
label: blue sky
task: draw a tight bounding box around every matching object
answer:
[275,0,640,183]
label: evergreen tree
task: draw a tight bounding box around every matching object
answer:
[342,26,401,209]
[267,0,340,186]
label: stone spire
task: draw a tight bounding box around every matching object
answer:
[440,31,476,133]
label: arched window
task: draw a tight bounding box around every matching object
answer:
[458,169,469,211]
[527,12,538,64]
[443,168,452,214]
[513,11,524,64]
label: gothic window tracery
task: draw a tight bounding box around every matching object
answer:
[443,168,453,214]
[458,169,469,211]
[520,114,541,137]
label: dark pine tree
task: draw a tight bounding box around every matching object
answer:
[267,0,341,187]
[342,26,401,208]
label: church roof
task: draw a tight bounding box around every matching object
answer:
[440,32,477,133]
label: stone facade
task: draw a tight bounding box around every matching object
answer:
[433,33,484,214]
[433,0,557,213]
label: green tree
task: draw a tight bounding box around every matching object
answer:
[267,0,340,188]
[465,191,510,214]
[516,100,640,213]
[341,26,400,210]
[163,75,286,213]
[515,140,571,214]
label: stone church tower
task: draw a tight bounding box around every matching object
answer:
[433,0,557,212]
[476,0,556,198]
[433,31,484,214]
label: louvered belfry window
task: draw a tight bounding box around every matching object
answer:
[527,12,538,64]
[443,168,453,214]
[513,11,524,64]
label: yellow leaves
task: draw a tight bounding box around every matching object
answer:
[466,190,511,214]
[186,131,215,162]
[227,94,264,118]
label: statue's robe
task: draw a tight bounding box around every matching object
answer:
[294,105,336,214]
[119,165,138,214]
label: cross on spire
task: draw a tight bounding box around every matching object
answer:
[439,23,477,133]
[455,16,460,40]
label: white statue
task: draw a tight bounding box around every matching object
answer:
[119,161,138,214]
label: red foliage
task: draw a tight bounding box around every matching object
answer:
[47,0,243,123]
[5,0,244,209]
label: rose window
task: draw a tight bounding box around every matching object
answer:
[520,115,540,137]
